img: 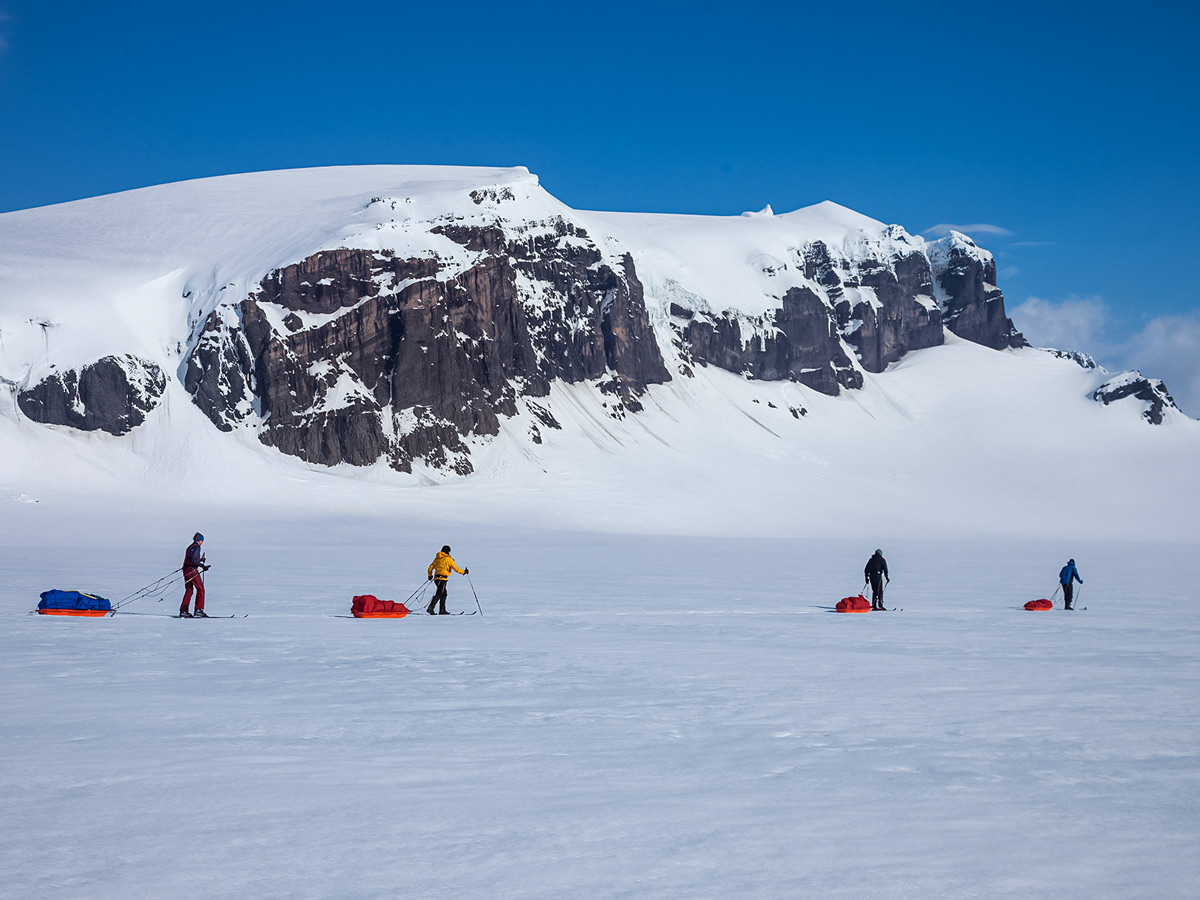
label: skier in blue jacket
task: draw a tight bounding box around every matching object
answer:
[1059,559,1083,610]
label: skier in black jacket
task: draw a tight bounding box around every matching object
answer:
[864,549,889,611]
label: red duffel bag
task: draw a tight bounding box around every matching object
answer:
[836,594,871,613]
[352,595,410,618]
[1024,598,1053,611]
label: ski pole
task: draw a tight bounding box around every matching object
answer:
[467,572,483,616]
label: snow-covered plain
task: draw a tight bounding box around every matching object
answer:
[2,519,1199,899]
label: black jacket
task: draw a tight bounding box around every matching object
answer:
[864,553,889,580]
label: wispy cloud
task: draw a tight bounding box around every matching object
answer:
[1122,313,1200,417]
[1011,295,1200,416]
[922,223,1013,238]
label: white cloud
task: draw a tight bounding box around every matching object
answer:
[1011,295,1110,351]
[1011,296,1200,417]
[922,223,1014,238]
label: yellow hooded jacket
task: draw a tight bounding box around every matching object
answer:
[428,551,465,581]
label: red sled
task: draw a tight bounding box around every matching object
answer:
[351,595,411,618]
[836,594,871,613]
[1024,598,1053,611]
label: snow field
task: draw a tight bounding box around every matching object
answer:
[2,521,1198,899]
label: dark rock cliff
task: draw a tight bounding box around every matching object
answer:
[670,286,864,394]
[666,238,947,394]
[185,221,669,472]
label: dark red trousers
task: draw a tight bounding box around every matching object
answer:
[182,567,205,613]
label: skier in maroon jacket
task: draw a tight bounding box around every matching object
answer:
[179,533,210,618]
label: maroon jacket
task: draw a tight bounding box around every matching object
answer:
[183,541,205,570]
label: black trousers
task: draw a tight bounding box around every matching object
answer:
[1063,582,1074,607]
[869,574,885,604]
[428,578,448,614]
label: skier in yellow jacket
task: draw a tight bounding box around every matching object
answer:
[426,545,467,615]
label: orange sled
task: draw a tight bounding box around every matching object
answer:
[38,608,110,617]
[1024,598,1054,611]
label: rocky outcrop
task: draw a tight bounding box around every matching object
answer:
[928,232,1026,350]
[670,287,862,394]
[1092,373,1179,425]
[185,221,669,472]
[1046,349,1098,369]
[18,355,165,435]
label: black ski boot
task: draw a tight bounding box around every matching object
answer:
[179,610,193,618]
[194,609,209,618]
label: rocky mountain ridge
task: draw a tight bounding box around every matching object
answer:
[2,166,1185,476]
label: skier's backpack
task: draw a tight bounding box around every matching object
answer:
[836,594,871,613]
[351,595,410,618]
[37,589,112,616]
[1024,598,1053,611]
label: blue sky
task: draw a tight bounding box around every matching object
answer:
[1,1,1197,410]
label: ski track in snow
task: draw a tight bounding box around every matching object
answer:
[2,521,1198,899]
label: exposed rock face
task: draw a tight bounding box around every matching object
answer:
[18,355,165,435]
[928,232,1027,350]
[1092,373,1179,425]
[185,221,669,472]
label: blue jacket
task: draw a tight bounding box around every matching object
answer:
[1059,562,1082,586]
